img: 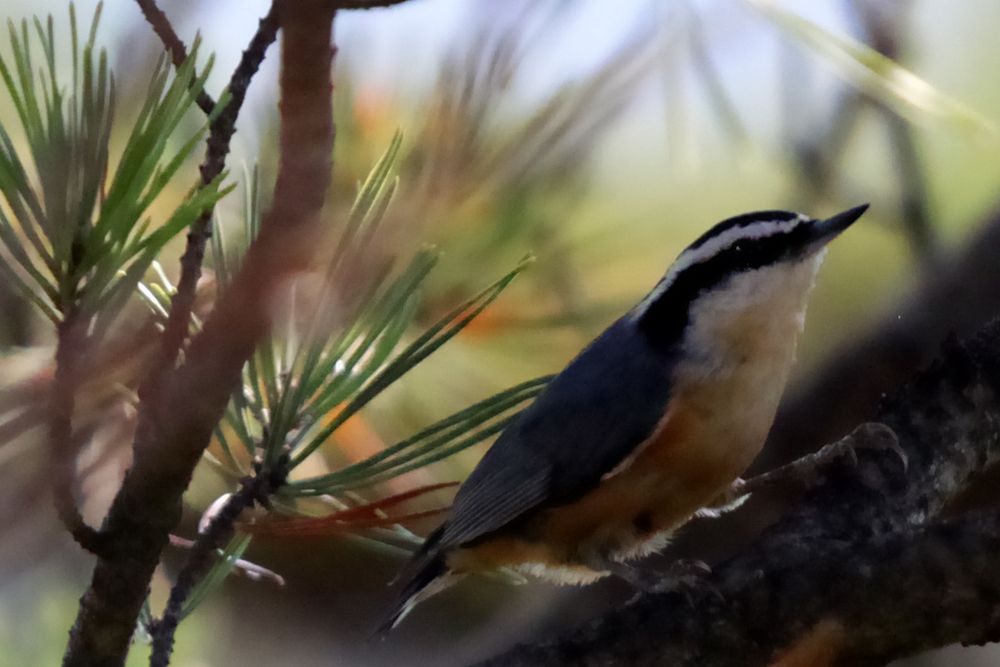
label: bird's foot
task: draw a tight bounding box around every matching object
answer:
[739,422,907,496]
[601,558,720,605]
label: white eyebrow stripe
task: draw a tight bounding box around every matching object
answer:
[633,214,808,318]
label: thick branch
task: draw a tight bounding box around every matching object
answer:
[481,318,1000,665]
[483,513,1000,667]
[62,3,336,665]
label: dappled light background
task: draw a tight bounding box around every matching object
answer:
[1,1,1000,665]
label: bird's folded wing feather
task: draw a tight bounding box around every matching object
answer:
[437,318,675,549]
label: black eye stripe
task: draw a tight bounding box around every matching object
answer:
[637,222,812,348]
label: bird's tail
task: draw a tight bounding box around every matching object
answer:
[372,527,460,638]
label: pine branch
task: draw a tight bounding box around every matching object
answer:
[133,0,216,115]
[144,3,279,387]
[149,458,288,667]
[50,311,105,554]
[62,3,337,664]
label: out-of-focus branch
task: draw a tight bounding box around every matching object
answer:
[62,2,337,664]
[480,317,1000,666]
[850,0,935,261]
[50,312,105,553]
[791,0,936,260]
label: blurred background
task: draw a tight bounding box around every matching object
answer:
[1,0,999,665]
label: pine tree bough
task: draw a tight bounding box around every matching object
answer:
[62,3,336,665]
[479,318,1000,666]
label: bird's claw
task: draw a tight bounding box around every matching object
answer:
[654,559,722,604]
[846,422,908,472]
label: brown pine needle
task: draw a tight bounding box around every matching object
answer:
[245,482,457,536]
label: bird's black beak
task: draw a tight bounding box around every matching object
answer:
[810,204,869,244]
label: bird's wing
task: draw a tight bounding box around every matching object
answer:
[439,318,674,549]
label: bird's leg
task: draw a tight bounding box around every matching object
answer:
[693,484,751,519]
[736,422,907,499]
[585,554,715,602]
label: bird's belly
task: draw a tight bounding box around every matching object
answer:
[448,348,794,582]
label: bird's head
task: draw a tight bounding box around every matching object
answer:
[634,205,868,350]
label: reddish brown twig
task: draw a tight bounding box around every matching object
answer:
[50,311,105,554]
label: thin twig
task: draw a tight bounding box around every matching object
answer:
[150,461,287,667]
[168,534,285,586]
[146,3,280,386]
[133,0,216,116]
[50,311,106,554]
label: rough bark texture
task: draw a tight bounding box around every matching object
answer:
[62,3,336,665]
[480,318,1000,666]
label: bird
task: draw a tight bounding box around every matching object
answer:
[377,204,868,634]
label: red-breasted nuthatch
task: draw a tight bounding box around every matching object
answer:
[378,204,868,633]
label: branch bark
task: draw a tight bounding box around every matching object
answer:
[62,2,336,665]
[149,458,287,667]
[51,311,105,553]
[480,317,1000,666]
[137,0,279,392]
[133,0,217,115]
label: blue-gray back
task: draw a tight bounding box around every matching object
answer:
[440,316,675,548]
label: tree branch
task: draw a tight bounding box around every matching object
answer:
[50,311,105,553]
[480,317,1000,666]
[144,3,279,386]
[62,2,336,664]
[133,0,216,115]
[149,458,287,667]
[485,512,1000,667]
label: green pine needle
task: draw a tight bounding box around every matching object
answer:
[0,4,227,328]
